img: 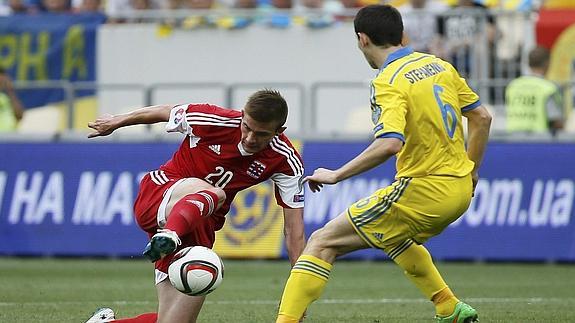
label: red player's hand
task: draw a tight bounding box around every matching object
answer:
[88,114,118,138]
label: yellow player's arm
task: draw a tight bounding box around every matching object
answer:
[463,105,492,189]
[87,104,173,138]
[282,207,305,267]
[334,137,402,182]
[305,138,402,192]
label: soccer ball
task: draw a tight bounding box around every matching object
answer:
[168,246,224,296]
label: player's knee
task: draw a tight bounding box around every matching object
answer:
[206,187,226,208]
[307,228,325,247]
[306,228,336,261]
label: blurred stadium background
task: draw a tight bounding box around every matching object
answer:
[1,0,575,322]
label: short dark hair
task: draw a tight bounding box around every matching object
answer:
[245,89,288,127]
[354,4,403,47]
[528,46,550,69]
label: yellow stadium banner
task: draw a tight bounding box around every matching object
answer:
[214,181,285,258]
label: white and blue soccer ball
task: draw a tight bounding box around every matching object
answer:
[168,246,224,296]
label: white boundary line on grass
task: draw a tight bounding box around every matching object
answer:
[1,297,574,307]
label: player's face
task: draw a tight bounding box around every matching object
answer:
[240,113,280,153]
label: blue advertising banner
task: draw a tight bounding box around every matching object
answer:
[0,142,176,256]
[0,14,106,108]
[0,141,574,261]
[301,141,575,262]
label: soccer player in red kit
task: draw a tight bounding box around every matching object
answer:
[85,90,305,323]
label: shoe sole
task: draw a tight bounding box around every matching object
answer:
[143,236,176,262]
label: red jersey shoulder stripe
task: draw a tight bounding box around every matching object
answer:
[186,112,241,128]
[270,137,304,176]
[186,112,242,122]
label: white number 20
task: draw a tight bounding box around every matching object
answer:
[204,166,234,189]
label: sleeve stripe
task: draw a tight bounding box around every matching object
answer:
[197,191,215,214]
[270,137,304,176]
[461,100,481,112]
[186,112,242,122]
[186,116,241,124]
[273,137,304,173]
[185,120,240,128]
[376,132,405,142]
[150,170,169,185]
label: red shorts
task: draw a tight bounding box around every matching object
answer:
[134,171,217,274]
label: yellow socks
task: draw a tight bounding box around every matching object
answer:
[276,255,333,323]
[432,287,460,317]
[393,243,458,316]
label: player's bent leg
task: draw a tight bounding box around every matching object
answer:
[144,178,226,262]
[166,178,227,212]
[277,213,369,323]
[304,211,370,262]
[156,279,205,323]
[391,243,478,320]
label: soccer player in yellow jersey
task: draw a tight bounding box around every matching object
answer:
[276,4,492,323]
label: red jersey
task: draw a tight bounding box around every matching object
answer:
[159,103,304,229]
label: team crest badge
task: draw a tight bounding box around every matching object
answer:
[247,160,266,179]
[174,107,185,124]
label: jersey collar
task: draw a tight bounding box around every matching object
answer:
[380,46,414,71]
[237,142,253,156]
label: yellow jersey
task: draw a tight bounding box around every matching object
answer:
[370,47,480,178]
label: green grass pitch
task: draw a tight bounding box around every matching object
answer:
[1,258,574,322]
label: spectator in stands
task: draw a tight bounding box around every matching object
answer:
[264,0,292,28]
[299,0,338,28]
[73,0,101,12]
[271,0,290,9]
[106,0,160,23]
[332,0,360,21]
[0,68,24,132]
[212,0,256,29]
[41,0,71,12]
[0,0,38,14]
[186,0,214,9]
[437,0,497,79]
[399,0,446,55]
[505,46,564,136]
[234,0,256,8]
[166,0,214,9]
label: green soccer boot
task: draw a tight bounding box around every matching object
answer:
[435,302,478,323]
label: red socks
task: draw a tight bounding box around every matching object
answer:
[111,313,157,323]
[164,190,220,237]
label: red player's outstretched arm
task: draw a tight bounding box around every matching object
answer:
[88,104,173,138]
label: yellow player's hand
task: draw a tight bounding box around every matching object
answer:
[304,168,338,193]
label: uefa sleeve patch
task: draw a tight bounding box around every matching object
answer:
[293,195,305,203]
